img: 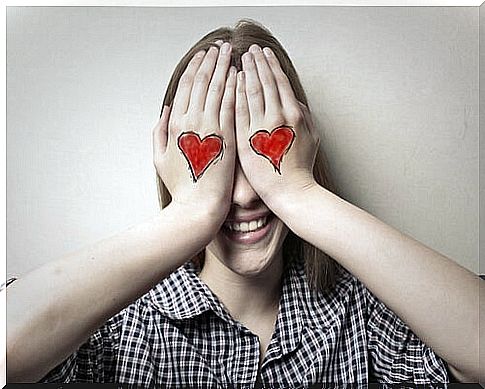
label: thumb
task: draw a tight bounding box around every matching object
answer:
[153,105,171,156]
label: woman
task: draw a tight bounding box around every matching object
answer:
[6,19,480,385]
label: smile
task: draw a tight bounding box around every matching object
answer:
[222,214,274,244]
[224,216,268,233]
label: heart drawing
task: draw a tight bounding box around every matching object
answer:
[249,126,295,174]
[177,131,224,182]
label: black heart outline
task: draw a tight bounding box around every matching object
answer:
[177,131,224,182]
[249,125,296,174]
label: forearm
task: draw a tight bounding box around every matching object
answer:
[7,203,216,382]
[273,185,480,382]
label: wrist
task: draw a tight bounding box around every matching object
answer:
[266,177,321,217]
[164,199,228,238]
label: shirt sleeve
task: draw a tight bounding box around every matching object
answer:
[364,286,450,384]
[38,312,123,383]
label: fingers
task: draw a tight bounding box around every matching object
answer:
[187,46,219,116]
[262,47,299,114]
[153,105,172,159]
[220,66,237,139]
[171,50,206,117]
[236,71,250,142]
[205,42,233,121]
[248,44,281,115]
[241,52,264,124]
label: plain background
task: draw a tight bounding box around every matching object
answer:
[6,6,479,277]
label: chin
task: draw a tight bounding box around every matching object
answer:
[223,251,277,278]
[205,214,289,278]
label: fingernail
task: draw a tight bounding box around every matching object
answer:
[242,53,249,65]
[229,66,236,76]
[250,44,261,53]
[209,46,218,54]
[243,52,253,64]
[238,71,245,81]
[221,42,230,54]
[263,47,273,57]
[195,49,205,58]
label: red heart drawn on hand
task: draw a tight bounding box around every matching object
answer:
[249,126,295,173]
[177,132,223,182]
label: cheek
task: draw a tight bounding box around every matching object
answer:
[271,219,289,253]
[206,235,230,258]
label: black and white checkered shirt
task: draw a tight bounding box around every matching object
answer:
[40,256,450,386]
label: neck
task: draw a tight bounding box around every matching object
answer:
[198,251,284,324]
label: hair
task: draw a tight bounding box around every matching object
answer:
[157,18,338,294]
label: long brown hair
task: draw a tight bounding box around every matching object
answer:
[157,19,337,293]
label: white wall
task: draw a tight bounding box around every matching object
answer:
[7,6,479,277]
[479,3,484,386]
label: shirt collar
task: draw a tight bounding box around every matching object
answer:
[147,256,309,354]
[147,260,245,327]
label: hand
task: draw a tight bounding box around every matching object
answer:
[235,44,320,212]
[153,43,237,224]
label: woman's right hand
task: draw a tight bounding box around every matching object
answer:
[153,43,237,227]
[8,42,238,384]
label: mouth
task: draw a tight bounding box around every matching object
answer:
[221,213,275,244]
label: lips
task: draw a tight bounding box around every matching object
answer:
[224,216,268,232]
[222,213,274,244]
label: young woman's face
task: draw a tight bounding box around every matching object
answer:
[205,158,289,277]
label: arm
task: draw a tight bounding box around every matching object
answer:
[236,44,481,383]
[7,42,237,382]
[276,184,480,383]
[7,203,217,383]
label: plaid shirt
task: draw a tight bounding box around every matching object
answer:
[40,256,450,386]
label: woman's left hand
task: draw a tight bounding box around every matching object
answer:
[235,44,320,213]
[237,45,480,384]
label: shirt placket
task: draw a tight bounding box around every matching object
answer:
[194,276,263,387]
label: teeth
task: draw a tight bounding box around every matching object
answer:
[225,216,268,233]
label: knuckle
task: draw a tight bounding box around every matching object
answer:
[247,86,262,98]
[271,114,285,125]
[186,114,201,130]
[235,104,247,116]
[275,73,290,86]
[222,102,235,114]
[208,82,223,96]
[260,75,274,88]
[236,77,245,92]
[194,72,210,85]
[286,107,303,124]
[186,120,197,131]
[221,96,234,110]
[178,73,192,88]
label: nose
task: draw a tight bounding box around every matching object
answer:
[232,158,261,209]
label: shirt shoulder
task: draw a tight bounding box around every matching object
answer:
[297,263,449,384]
[351,268,450,384]
[39,307,125,383]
